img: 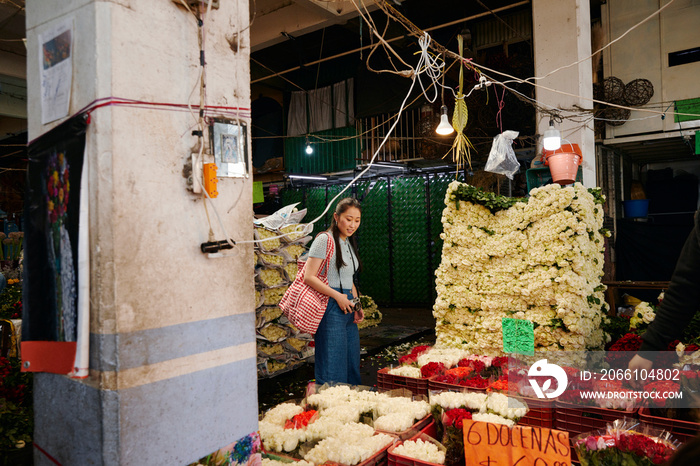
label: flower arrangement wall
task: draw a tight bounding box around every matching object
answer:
[433,182,610,355]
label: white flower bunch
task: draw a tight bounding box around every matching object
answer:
[472,412,515,427]
[630,301,656,329]
[373,412,417,432]
[374,397,430,421]
[393,439,446,465]
[304,433,394,465]
[318,403,363,424]
[416,347,471,368]
[485,393,528,420]
[430,391,487,412]
[388,366,423,378]
[259,420,309,452]
[262,403,303,426]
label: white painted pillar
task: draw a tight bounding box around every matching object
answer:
[533,0,596,187]
[26,1,256,464]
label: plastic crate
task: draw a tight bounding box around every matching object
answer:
[265,434,395,466]
[555,401,635,437]
[518,397,555,429]
[376,414,433,441]
[638,408,700,444]
[526,167,582,192]
[427,376,488,394]
[377,367,429,397]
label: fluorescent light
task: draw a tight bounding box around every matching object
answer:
[288,174,327,180]
[436,105,454,135]
[543,119,561,151]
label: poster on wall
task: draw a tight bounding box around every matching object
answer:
[22,115,88,374]
[39,18,74,124]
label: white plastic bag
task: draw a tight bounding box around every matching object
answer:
[484,130,520,179]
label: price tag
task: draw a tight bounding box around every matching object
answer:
[463,420,571,466]
[502,318,534,355]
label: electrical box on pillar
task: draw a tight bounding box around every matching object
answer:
[210,118,249,178]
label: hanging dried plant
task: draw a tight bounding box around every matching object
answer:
[444,35,474,174]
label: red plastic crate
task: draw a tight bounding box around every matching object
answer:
[376,414,433,441]
[518,397,555,429]
[377,367,429,397]
[409,420,438,441]
[555,401,636,437]
[388,431,445,466]
[638,408,700,444]
[427,376,488,394]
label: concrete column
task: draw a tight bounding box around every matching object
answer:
[26,1,256,464]
[532,0,596,187]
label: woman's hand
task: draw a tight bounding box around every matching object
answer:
[353,306,365,323]
[628,354,653,389]
[336,293,354,314]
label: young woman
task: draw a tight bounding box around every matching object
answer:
[303,197,363,385]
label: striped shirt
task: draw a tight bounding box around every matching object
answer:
[308,232,358,291]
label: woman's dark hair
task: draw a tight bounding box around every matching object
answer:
[329,197,362,276]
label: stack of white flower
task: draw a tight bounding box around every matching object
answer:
[254,222,314,377]
[433,181,609,355]
[260,386,431,463]
[393,439,446,465]
[388,366,422,378]
[262,459,314,466]
[429,391,526,425]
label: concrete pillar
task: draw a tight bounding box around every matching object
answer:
[25,1,256,464]
[532,0,596,187]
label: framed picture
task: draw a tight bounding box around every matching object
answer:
[210,119,249,178]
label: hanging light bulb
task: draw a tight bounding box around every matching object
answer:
[305,136,313,155]
[542,119,561,151]
[435,105,454,135]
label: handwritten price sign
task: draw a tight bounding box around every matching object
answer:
[463,420,570,466]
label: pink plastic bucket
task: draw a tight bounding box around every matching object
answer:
[547,152,581,185]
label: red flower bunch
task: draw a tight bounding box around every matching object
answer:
[433,373,460,385]
[421,362,445,378]
[460,376,489,389]
[410,345,431,357]
[491,356,508,371]
[398,354,417,365]
[609,333,643,352]
[445,367,473,378]
[643,380,680,408]
[488,376,508,392]
[617,433,675,465]
[284,410,318,429]
[10,301,22,319]
[457,358,486,374]
[443,408,472,429]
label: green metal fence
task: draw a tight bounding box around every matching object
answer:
[280,172,460,306]
[284,126,359,174]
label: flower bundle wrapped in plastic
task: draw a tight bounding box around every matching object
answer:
[574,418,680,466]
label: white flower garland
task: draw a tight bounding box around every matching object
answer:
[393,439,446,465]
